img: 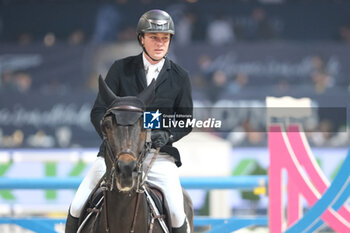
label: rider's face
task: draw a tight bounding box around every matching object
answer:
[141,32,170,64]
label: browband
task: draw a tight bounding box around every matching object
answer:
[107,105,143,113]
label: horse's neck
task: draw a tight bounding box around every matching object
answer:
[104,190,149,231]
[107,189,137,202]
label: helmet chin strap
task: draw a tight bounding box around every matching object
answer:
[142,45,167,62]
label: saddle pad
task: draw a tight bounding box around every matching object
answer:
[78,178,104,226]
[149,188,164,215]
[147,184,172,232]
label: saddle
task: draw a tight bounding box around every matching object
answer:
[78,179,172,233]
[146,183,172,232]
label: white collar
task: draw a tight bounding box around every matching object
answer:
[142,53,165,72]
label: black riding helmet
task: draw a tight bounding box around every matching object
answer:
[136,9,175,61]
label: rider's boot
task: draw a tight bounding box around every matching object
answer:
[172,218,190,233]
[65,210,79,233]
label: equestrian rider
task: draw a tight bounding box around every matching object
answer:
[65,9,193,233]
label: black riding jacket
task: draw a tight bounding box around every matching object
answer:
[91,53,193,167]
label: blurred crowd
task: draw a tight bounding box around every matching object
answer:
[1,0,350,148]
[1,0,350,44]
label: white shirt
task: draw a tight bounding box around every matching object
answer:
[142,53,165,86]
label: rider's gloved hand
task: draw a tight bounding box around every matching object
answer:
[151,130,171,148]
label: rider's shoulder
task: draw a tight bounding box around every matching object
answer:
[168,60,190,81]
[112,54,140,67]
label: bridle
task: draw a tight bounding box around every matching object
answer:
[101,105,151,193]
[100,105,156,233]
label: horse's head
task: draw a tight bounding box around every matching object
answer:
[98,76,154,192]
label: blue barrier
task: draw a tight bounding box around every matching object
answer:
[0,176,268,190]
[0,217,62,233]
[0,216,268,233]
[195,216,268,233]
[0,176,268,233]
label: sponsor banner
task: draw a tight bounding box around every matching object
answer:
[0,92,99,148]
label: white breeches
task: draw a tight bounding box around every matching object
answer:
[69,152,186,228]
[70,157,106,218]
[143,152,186,228]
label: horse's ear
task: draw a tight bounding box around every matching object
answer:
[137,79,155,106]
[98,75,118,106]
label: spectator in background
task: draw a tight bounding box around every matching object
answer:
[55,126,73,148]
[175,9,205,45]
[227,119,266,147]
[190,54,212,99]
[339,23,350,43]
[18,32,33,45]
[207,70,230,101]
[68,29,86,45]
[308,119,334,147]
[0,71,16,91]
[0,71,32,93]
[207,13,235,46]
[1,130,24,147]
[226,72,250,94]
[175,10,196,45]
[27,130,55,148]
[197,54,213,75]
[311,70,333,94]
[275,77,290,94]
[245,7,276,40]
[91,3,121,43]
[14,72,32,93]
[309,55,327,74]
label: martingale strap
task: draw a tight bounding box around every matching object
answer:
[130,192,142,233]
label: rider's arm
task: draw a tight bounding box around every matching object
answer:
[169,70,193,143]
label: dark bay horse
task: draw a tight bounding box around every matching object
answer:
[78,76,194,233]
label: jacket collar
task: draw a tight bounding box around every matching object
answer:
[135,53,171,90]
[142,53,165,74]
